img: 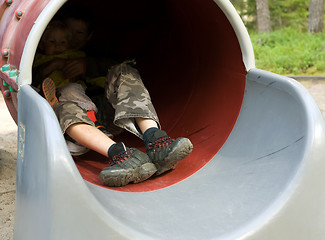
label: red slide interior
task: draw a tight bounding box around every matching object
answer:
[61,0,246,192]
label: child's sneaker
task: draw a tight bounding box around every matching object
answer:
[99,144,157,187]
[66,140,89,156]
[146,130,193,175]
[65,134,89,156]
[42,78,59,108]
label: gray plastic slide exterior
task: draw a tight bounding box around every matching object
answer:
[15,68,325,240]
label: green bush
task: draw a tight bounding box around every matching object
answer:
[249,27,325,75]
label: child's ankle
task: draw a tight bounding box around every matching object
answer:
[108,142,127,160]
[143,127,160,146]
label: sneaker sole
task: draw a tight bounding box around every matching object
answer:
[69,148,90,156]
[100,162,157,187]
[66,140,90,156]
[42,77,59,108]
[154,138,193,176]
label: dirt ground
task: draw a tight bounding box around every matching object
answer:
[0,79,324,239]
[0,92,17,240]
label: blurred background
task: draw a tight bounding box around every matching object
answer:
[230,0,325,76]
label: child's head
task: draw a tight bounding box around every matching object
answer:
[40,21,72,55]
[58,3,95,50]
[64,17,92,50]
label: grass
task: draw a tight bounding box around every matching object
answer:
[249,27,325,75]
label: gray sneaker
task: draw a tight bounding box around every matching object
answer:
[146,130,193,176]
[99,146,157,187]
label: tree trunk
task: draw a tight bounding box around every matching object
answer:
[309,0,324,33]
[256,0,271,32]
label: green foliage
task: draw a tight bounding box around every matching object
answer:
[230,0,257,30]
[231,0,310,31]
[250,27,325,75]
[230,0,324,75]
[269,0,309,31]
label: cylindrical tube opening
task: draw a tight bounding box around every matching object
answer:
[49,0,247,191]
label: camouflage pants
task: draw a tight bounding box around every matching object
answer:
[55,61,160,138]
[55,100,95,133]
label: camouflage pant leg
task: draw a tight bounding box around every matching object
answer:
[92,94,125,137]
[104,61,160,138]
[54,100,94,134]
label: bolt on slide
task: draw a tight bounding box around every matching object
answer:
[1,0,325,239]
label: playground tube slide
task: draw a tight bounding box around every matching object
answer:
[0,0,325,239]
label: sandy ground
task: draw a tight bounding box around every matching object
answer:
[0,79,324,239]
[0,92,17,240]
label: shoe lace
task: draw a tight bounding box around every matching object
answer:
[110,149,132,165]
[147,137,173,150]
